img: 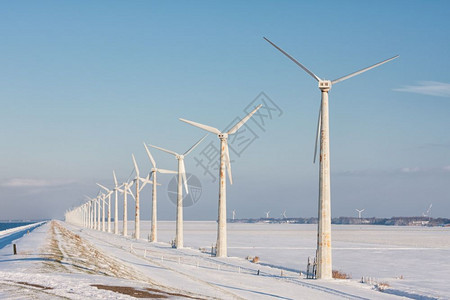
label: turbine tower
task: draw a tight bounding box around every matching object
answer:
[150,135,207,248]
[118,180,134,237]
[96,183,114,233]
[232,210,236,220]
[112,171,122,234]
[355,208,365,219]
[130,154,151,240]
[264,37,398,279]
[143,143,177,242]
[179,104,262,257]
[265,211,270,218]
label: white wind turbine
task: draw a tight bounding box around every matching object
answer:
[96,195,101,231]
[232,210,236,220]
[117,178,135,237]
[143,143,177,242]
[281,210,287,219]
[422,204,432,217]
[150,135,207,248]
[179,104,262,257]
[84,196,95,230]
[97,193,111,232]
[265,211,270,218]
[355,209,365,219]
[97,183,114,233]
[112,171,122,234]
[129,154,152,240]
[264,37,398,279]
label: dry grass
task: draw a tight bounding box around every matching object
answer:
[332,270,351,279]
[376,282,390,291]
[252,256,260,263]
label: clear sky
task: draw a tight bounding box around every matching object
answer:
[1,1,449,221]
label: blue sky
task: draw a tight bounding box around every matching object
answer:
[1,1,449,220]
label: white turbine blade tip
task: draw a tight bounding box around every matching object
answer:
[150,144,178,157]
[263,37,321,82]
[332,55,399,85]
[179,118,221,135]
[143,143,157,167]
[227,104,263,135]
[184,134,208,156]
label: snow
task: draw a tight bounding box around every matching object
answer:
[1,220,448,299]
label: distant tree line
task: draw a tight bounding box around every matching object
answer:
[228,216,450,226]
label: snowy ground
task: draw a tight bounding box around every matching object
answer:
[1,221,448,299]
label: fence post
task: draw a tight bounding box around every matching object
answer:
[13,244,17,255]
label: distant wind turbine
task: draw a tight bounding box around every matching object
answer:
[150,135,207,248]
[112,171,122,235]
[143,143,177,242]
[179,104,262,257]
[281,210,287,219]
[264,36,398,279]
[129,154,152,240]
[118,179,134,237]
[96,183,114,233]
[355,209,365,219]
[265,211,270,218]
[422,204,432,217]
[232,210,236,220]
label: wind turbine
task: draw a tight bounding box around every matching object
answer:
[179,104,262,257]
[96,195,101,231]
[97,183,114,233]
[129,154,152,240]
[84,196,96,230]
[264,37,398,279]
[265,211,270,218]
[355,209,365,219]
[281,210,287,219]
[112,171,122,234]
[150,135,207,248]
[232,210,236,220]
[118,179,134,237]
[143,143,177,242]
[422,204,432,218]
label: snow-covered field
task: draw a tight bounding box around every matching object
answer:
[1,220,448,299]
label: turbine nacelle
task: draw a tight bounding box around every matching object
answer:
[318,80,332,91]
[218,133,228,139]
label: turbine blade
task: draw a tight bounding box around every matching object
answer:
[184,134,208,156]
[150,144,179,157]
[180,160,189,194]
[227,104,262,135]
[158,168,177,174]
[179,118,221,135]
[139,175,152,192]
[263,37,321,82]
[331,55,399,85]
[127,187,136,201]
[224,140,233,185]
[313,102,322,164]
[143,143,156,168]
[113,170,118,187]
[96,183,110,192]
[132,154,140,176]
